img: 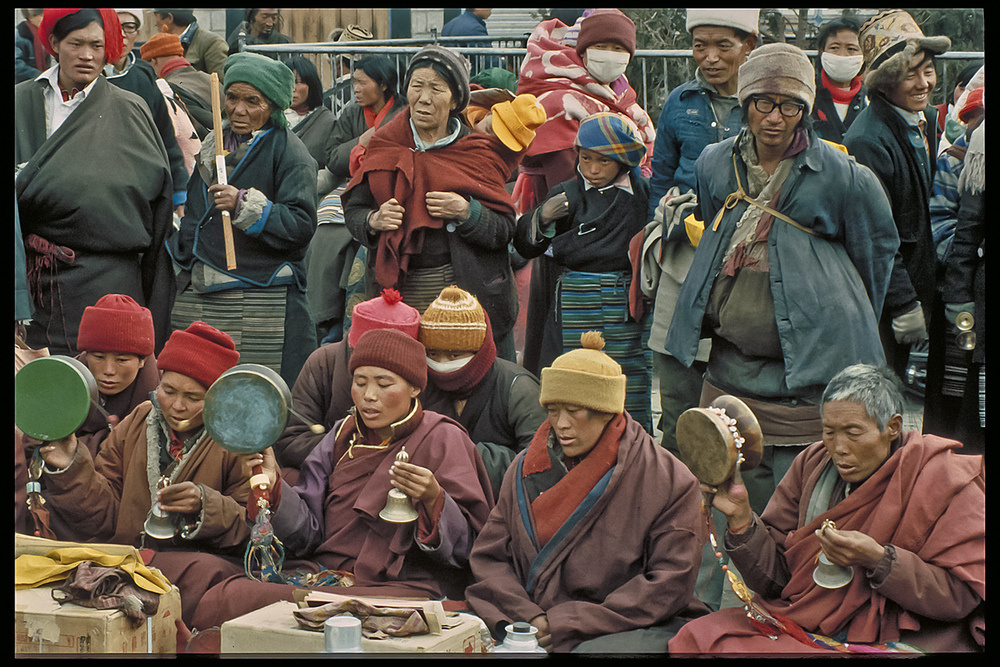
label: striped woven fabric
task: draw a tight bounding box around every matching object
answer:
[171,287,287,376]
[558,270,653,433]
[399,264,456,317]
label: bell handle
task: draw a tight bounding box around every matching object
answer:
[250,463,271,492]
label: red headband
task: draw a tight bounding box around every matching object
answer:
[39,8,124,65]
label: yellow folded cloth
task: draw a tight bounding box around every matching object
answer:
[15,547,172,595]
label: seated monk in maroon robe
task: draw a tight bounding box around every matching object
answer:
[466,332,708,653]
[668,364,985,655]
[189,328,494,630]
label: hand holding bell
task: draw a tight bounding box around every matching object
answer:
[380,447,420,523]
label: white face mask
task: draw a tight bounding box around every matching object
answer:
[426,355,473,374]
[585,48,630,84]
[821,52,864,83]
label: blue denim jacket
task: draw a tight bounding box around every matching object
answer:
[647,78,743,220]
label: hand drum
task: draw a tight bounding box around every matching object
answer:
[203,364,291,454]
[675,395,763,487]
[15,355,100,441]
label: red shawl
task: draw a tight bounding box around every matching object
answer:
[522,412,626,547]
[763,431,985,643]
[343,108,518,289]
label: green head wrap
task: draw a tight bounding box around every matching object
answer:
[223,52,295,128]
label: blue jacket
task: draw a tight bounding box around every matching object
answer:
[665,130,898,392]
[647,79,743,221]
[441,12,489,37]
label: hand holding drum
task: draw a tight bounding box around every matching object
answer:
[675,396,763,528]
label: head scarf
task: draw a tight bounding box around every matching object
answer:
[574,112,647,168]
[39,8,124,65]
[223,51,295,128]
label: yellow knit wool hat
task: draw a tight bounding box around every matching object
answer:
[419,286,487,353]
[539,331,625,414]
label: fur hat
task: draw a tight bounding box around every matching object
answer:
[738,42,816,113]
[77,294,155,357]
[539,332,625,414]
[349,328,427,392]
[419,286,487,353]
[157,321,240,390]
[860,10,951,95]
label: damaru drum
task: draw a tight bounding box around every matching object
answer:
[675,395,763,487]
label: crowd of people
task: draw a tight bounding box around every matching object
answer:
[14,8,984,656]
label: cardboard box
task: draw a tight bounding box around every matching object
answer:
[220,601,488,654]
[14,583,181,654]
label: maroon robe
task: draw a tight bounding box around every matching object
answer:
[669,431,985,654]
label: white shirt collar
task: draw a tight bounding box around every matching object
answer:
[580,166,634,195]
[36,64,101,102]
[410,116,462,151]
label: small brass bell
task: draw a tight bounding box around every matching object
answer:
[142,502,177,540]
[956,311,976,351]
[379,447,418,524]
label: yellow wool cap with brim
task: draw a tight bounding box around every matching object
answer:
[539,331,625,414]
[492,93,547,152]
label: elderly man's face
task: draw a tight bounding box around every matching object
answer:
[887,50,937,113]
[821,400,901,483]
[251,9,279,38]
[692,26,755,95]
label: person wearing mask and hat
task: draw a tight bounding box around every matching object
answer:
[15,8,175,357]
[152,8,229,77]
[842,10,951,437]
[644,8,759,455]
[167,51,318,389]
[342,44,523,362]
[73,294,161,458]
[665,42,898,508]
[466,331,706,653]
[419,286,547,499]
[513,9,656,215]
[187,327,495,630]
[515,112,654,432]
[667,363,984,654]
[810,16,868,144]
[271,288,421,484]
[141,30,220,139]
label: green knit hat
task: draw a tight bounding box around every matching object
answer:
[223,52,295,128]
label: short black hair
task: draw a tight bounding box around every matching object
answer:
[51,9,104,42]
[154,9,195,27]
[816,16,861,52]
[957,61,983,88]
[355,55,401,103]
[285,56,324,110]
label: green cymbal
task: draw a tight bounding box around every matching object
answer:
[15,356,95,441]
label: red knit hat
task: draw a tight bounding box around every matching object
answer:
[575,9,636,58]
[77,294,155,356]
[39,8,124,65]
[349,328,427,392]
[157,321,240,390]
[347,288,421,348]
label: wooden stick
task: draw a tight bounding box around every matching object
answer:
[210,72,237,270]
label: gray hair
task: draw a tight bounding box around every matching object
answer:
[820,364,904,432]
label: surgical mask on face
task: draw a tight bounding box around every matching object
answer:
[821,52,864,83]
[426,355,473,374]
[585,48,630,84]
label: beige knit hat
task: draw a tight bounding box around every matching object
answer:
[539,332,625,414]
[686,9,760,36]
[737,42,816,113]
[419,286,487,353]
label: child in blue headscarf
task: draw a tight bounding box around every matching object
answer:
[514,112,653,432]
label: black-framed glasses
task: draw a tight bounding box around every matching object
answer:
[121,22,140,34]
[751,96,805,118]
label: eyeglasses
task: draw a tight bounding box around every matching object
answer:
[121,22,140,35]
[751,96,805,118]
